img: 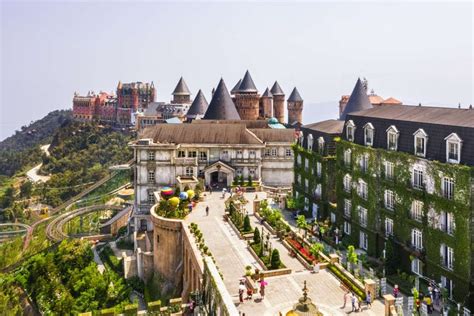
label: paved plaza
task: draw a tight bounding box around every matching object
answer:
[185,192,386,315]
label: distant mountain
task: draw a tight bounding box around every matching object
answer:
[0,110,72,176]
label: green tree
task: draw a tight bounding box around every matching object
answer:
[253,228,261,244]
[20,181,33,198]
[347,245,358,272]
[243,215,251,232]
[296,215,308,238]
[247,175,252,187]
[270,249,281,269]
[0,186,15,208]
[309,243,324,260]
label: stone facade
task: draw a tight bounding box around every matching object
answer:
[287,98,303,126]
[273,94,285,124]
[233,93,260,120]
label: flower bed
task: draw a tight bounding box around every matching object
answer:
[286,237,316,263]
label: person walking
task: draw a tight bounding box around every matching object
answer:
[351,293,356,312]
[342,290,349,308]
[393,284,399,298]
[366,291,372,309]
[206,205,209,216]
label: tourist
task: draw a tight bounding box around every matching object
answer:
[238,281,245,303]
[342,290,349,308]
[246,287,253,300]
[351,293,356,312]
[424,295,432,314]
[415,297,421,315]
[206,206,209,216]
[366,291,372,308]
[393,284,399,298]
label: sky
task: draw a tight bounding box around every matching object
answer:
[1,1,472,140]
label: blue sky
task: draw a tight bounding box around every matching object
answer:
[1,1,472,140]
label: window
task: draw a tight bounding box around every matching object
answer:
[445,133,462,164]
[185,167,194,176]
[358,180,368,200]
[305,179,309,191]
[384,190,395,210]
[386,125,399,151]
[188,151,197,158]
[440,211,455,235]
[413,168,424,190]
[178,150,185,158]
[316,162,322,177]
[359,231,368,250]
[236,150,243,158]
[285,148,292,157]
[249,169,255,176]
[384,161,394,180]
[411,228,423,250]
[360,154,369,173]
[441,276,453,299]
[296,154,301,165]
[344,199,352,217]
[147,191,155,204]
[411,200,423,222]
[265,148,271,157]
[442,177,454,200]
[148,170,155,183]
[385,218,394,236]
[221,150,229,161]
[412,258,422,275]
[344,149,352,166]
[298,131,304,145]
[307,134,313,150]
[236,168,242,176]
[148,150,155,161]
[343,174,352,193]
[346,120,355,142]
[413,129,428,157]
[314,184,322,198]
[297,175,301,185]
[358,206,368,227]
[330,212,336,223]
[440,244,454,270]
[304,159,309,171]
[427,208,439,228]
[271,148,278,156]
[199,151,207,161]
[344,221,351,235]
[198,168,204,177]
[318,137,325,154]
[364,123,374,146]
[249,150,256,158]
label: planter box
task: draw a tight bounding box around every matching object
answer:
[247,243,291,276]
[247,244,267,270]
[253,211,277,235]
[282,239,313,270]
[227,216,253,240]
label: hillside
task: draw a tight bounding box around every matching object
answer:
[0,110,72,177]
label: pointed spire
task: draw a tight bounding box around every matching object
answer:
[117,81,122,89]
[187,90,209,117]
[270,81,284,96]
[172,77,191,95]
[340,78,373,120]
[231,79,242,94]
[238,70,258,92]
[287,87,303,102]
[203,79,241,120]
[262,87,273,98]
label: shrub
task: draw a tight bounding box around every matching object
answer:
[127,276,144,293]
[247,175,252,187]
[328,264,365,300]
[253,228,261,244]
[243,215,252,232]
[270,249,281,269]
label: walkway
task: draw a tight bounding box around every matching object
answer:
[185,191,385,315]
[26,144,50,183]
[92,244,105,274]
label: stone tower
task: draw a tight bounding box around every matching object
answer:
[287,87,303,126]
[259,87,273,119]
[233,70,260,120]
[172,77,192,104]
[270,81,285,123]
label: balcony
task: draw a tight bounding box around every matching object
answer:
[174,157,197,165]
[231,157,261,165]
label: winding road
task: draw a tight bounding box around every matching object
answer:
[26,144,51,183]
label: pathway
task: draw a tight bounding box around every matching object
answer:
[92,244,105,274]
[26,144,50,183]
[186,191,386,315]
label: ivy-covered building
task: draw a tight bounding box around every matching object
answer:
[293,120,344,220]
[336,104,474,304]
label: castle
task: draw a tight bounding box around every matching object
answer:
[72,71,304,127]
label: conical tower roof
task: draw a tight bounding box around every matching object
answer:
[288,87,303,102]
[231,79,242,94]
[187,90,209,117]
[262,87,273,98]
[340,78,373,120]
[270,81,285,96]
[172,77,191,96]
[238,70,258,92]
[203,79,241,120]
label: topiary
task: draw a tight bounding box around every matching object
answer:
[243,215,252,232]
[253,228,261,244]
[270,249,281,269]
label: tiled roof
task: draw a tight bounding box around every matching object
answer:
[303,119,344,134]
[231,79,242,94]
[186,90,208,117]
[381,97,402,105]
[270,81,285,96]
[287,87,303,102]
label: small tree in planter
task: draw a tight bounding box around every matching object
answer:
[347,245,358,273]
[243,215,252,232]
[296,215,309,239]
[270,249,281,269]
[253,228,261,244]
[309,243,324,262]
[247,175,253,187]
[239,175,245,186]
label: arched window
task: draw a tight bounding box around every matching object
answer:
[363,123,374,146]
[386,125,399,151]
[413,129,428,157]
[444,133,462,164]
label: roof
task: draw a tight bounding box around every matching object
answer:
[368,94,384,105]
[238,70,258,93]
[303,119,345,134]
[186,90,209,117]
[138,123,263,144]
[203,79,240,120]
[192,119,268,129]
[270,81,285,96]
[348,105,474,128]
[382,97,402,105]
[231,79,242,94]
[165,117,182,124]
[172,77,191,96]
[262,87,273,98]
[287,87,303,102]
[249,128,295,142]
[340,78,373,120]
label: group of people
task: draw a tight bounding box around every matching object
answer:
[238,279,266,304]
[342,290,372,312]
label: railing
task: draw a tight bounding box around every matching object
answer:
[230,158,261,164]
[174,157,197,165]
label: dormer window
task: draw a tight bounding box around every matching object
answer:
[346,120,355,142]
[307,134,313,151]
[363,123,374,146]
[386,125,399,151]
[318,137,325,154]
[445,133,462,164]
[413,129,428,157]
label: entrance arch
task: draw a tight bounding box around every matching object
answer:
[204,161,235,188]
